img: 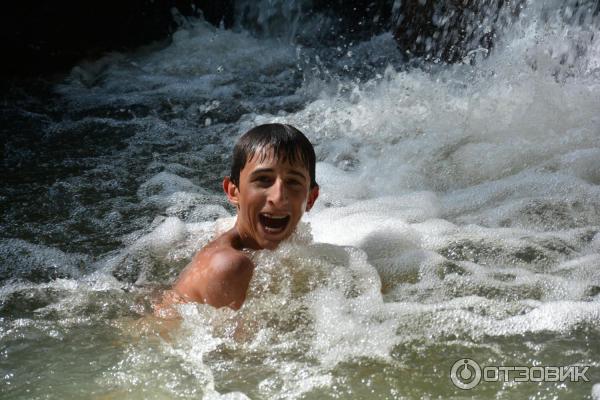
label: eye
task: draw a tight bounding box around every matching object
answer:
[254,176,273,186]
[287,178,305,188]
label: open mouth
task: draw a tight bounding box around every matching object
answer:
[259,213,290,234]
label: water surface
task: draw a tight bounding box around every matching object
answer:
[2,1,600,398]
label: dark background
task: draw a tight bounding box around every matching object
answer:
[0,1,234,77]
[0,0,530,79]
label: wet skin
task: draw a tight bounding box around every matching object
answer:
[162,150,319,311]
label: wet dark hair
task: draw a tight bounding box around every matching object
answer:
[230,123,317,188]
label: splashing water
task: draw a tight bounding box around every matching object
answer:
[2,1,600,399]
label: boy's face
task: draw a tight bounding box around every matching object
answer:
[224,148,318,250]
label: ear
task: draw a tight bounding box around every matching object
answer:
[305,185,319,212]
[223,176,240,208]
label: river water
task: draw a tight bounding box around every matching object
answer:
[2,1,600,399]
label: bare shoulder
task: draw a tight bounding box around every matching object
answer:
[207,247,254,276]
[172,244,254,310]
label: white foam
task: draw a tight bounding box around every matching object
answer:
[57,19,298,111]
[593,383,600,400]
[307,193,438,252]
[307,287,399,367]
[557,148,600,185]
[137,171,207,199]
[138,217,188,253]
[499,301,600,334]
[161,192,230,223]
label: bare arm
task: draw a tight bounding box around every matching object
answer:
[172,249,254,310]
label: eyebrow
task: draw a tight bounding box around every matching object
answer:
[250,168,308,181]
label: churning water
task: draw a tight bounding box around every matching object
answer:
[2,0,600,398]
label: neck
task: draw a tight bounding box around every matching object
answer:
[229,223,261,250]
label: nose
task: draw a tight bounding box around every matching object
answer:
[266,177,288,206]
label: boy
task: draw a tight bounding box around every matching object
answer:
[164,123,319,311]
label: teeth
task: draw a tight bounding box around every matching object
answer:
[262,213,288,219]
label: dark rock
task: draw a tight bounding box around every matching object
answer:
[0,0,234,77]
[393,0,525,63]
[313,0,395,38]
[194,0,234,27]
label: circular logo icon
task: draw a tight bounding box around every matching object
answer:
[450,358,482,389]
